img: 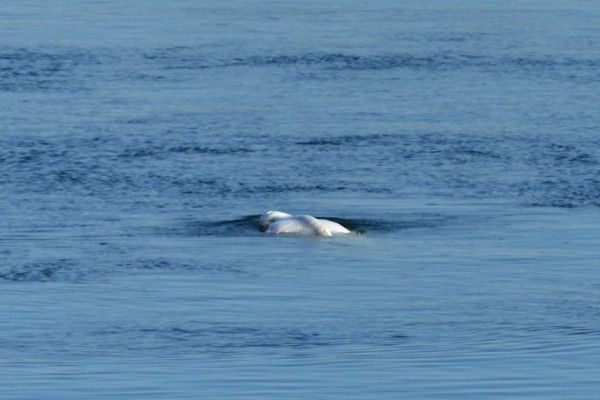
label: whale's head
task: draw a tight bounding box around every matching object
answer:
[260,210,293,225]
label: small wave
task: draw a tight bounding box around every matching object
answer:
[145,45,600,72]
[119,145,256,159]
[297,133,390,147]
[115,259,250,275]
[203,51,600,76]
[235,52,473,72]
[555,325,600,336]
[244,184,346,194]
[527,180,600,208]
[91,323,408,353]
[93,324,330,351]
[0,47,98,92]
[0,259,82,282]
[0,256,251,283]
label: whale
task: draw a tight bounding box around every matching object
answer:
[260,211,351,236]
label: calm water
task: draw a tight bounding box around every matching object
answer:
[2,1,600,398]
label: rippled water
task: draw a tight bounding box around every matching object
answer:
[2,1,600,398]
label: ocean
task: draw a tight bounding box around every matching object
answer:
[2,1,600,398]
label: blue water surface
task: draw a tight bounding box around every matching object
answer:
[2,1,600,398]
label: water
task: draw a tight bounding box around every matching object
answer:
[2,0,600,398]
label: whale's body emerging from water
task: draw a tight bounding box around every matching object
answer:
[260,211,351,236]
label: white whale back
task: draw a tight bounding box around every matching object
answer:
[260,210,350,236]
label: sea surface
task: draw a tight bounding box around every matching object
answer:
[2,1,600,398]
